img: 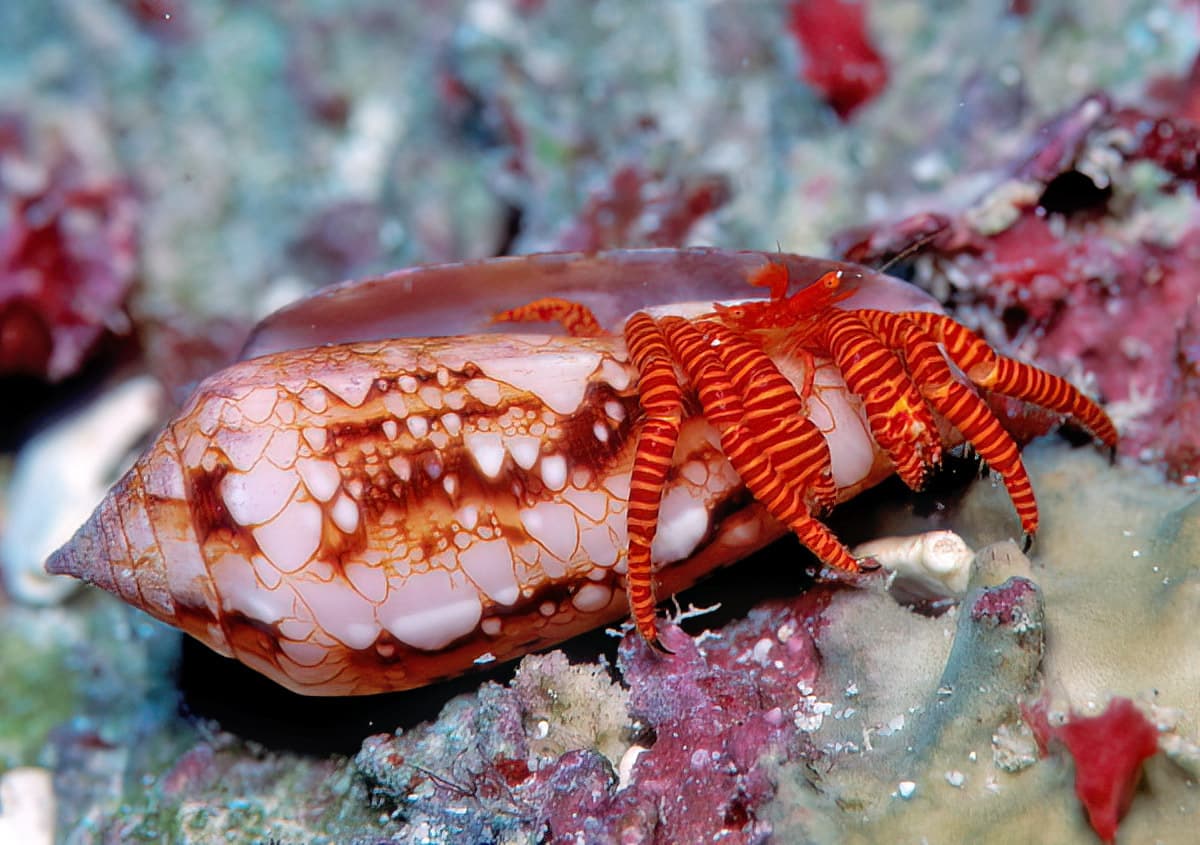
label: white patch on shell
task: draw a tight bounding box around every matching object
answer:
[465,432,506,479]
[458,538,520,606]
[320,365,375,408]
[253,497,323,573]
[299,386,328,413]
[599,357,632,391]
[264,427,301,469]
[519,502,580,562]
[572,582,613,613]
[239,387,278,423]
[476,350,601,414]
[579,521,621,569]
[805,362,875,489]
[210,551,297,625]
[562,488,610,522]
[331,493,360,534]
[418,385,444,409]
[650,485,711,565]
[290,575,380,650]
[296,458,341,503]
[302,426,328,451]
[214,426,273,472]
[378,568,483,651]
[464,378,503,406]
[388,456,412,481]
[538,454,568,491]
[407,416,429,439]
[220,462,299,526]
[382,391,408,419]
[506,435,541,470]
[344,560,389,602]
[455,504,480,531]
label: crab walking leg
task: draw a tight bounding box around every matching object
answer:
[492,296,604,337]
[658,316,864,574]
[810,311,943,490]
[495,299,684,645]
[901,312,1119,448]
[620,312,686,645]
[860,310,1040,537]
[698,320,836,512]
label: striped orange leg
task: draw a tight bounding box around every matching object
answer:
[901,312,1118,449]
[620,313,685,649]
[814,311,944,490]
[492,297,604,337]
[495,298,677,647]
[697,320,836,512]
[859,310,1040,543]
[658,316,865,576]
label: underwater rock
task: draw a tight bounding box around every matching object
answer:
[767,443,1199,843]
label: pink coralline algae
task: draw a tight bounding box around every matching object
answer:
[0,114,138,381]
[838,89,1200,481]
[787,0,889,120]
[969,575,1039,627]
[1025,697,1160,844]
[354,602,826,843]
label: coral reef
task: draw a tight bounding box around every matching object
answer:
[839,88,1200,481]
[338,445,1200,844]
[1,1,1198,842]
[0,110,138,381]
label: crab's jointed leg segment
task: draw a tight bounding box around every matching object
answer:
[658,316,863,575]
[860,310,1040,536]
[809,310,943,490]
[699,321,836,512]
[495,298,680,645]
[902,312,1119,448]
[620,312,686,646]
[492,296,604,337]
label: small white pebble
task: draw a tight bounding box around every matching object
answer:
[0,767,55,845]
[616,745,648,791]
[897,780,917,799]
[945,770,966,788]
[752,638,773,665]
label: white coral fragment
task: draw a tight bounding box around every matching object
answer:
[853,529,975,602]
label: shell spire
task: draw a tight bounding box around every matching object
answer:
[45,438,233,659]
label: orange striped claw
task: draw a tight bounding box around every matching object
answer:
[47,249,1120,695]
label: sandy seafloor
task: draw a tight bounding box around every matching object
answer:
[0,1,1198,843]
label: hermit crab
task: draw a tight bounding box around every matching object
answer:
[46,249,1116,695]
